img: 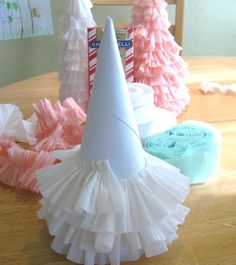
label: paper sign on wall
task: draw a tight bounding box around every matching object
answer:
[0,0,53,41]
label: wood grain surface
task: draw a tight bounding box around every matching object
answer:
[0,57,236,265]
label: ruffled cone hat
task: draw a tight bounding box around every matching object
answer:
[37,17,190,265]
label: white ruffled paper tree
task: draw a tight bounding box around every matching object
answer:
[132,0,190,116]
[59,0,96,112]
[37,18,190,265]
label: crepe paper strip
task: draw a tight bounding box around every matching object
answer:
[32,97,86,152]
[62,97,87,122]
[0,137,20,160]
[127,83,177,138]
[0,104,36,145]
[131,0,190,116]
[0,137,55,193]
[51,145,81,162]
[200,81,236,94]
[33,98,59,139]
[128,82,154,109]
[143,122,221,184]
[0,104,23,138]
[16,119,37,145]
[135,105,177,138]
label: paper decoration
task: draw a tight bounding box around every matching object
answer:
[0,104,23,137]
[59,0,96,112]
[0,0,53,41]
[131,0,190,116]
[0,137,54,193]
[88,26,134,94]
[32,97,86,152]
[0,98,86,151]
[143,121,221,184]
[51,144,81,162]
[37,17,190,265]
[200,81,236,94]
[0,104,36,144]
[128,82,177,138]
[0,98,86,193]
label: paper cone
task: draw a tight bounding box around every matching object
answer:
[80,17,145,179]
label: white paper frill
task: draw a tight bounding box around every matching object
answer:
[128,83,177,138]
[37,17,190,265]
[59,0,96,111]
[200,81,236,94]
[38,150,190,265]
[0,104,36,145]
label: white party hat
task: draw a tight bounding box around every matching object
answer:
[80,17,145,179]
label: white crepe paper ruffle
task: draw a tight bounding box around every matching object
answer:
[37,150,190,265]
[0,104,37,145]
[59,0,96,112]
[0,104,23,138]
[127,83,177,138]
[128,82,154,109]
[51,144,81,162]
[135,105,177,138]
[200,81,236,94]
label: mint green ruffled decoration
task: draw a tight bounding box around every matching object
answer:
[143,124,220,184]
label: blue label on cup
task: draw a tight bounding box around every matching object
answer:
[89,40,132,48]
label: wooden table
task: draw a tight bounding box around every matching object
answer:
[0,57,236,265]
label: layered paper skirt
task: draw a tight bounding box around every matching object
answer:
[37,150,190,265]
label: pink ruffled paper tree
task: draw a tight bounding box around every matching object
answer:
[132,0,190,116]
[59,0,96,111]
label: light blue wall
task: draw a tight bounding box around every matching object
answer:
[92,0,236,56]
[0,0,235,88]
[183,0,236,56]
[0,0,64,88]
[93,5,132,24]
[92,4,176,24]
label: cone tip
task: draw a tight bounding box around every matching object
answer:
[105,16,113,27]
